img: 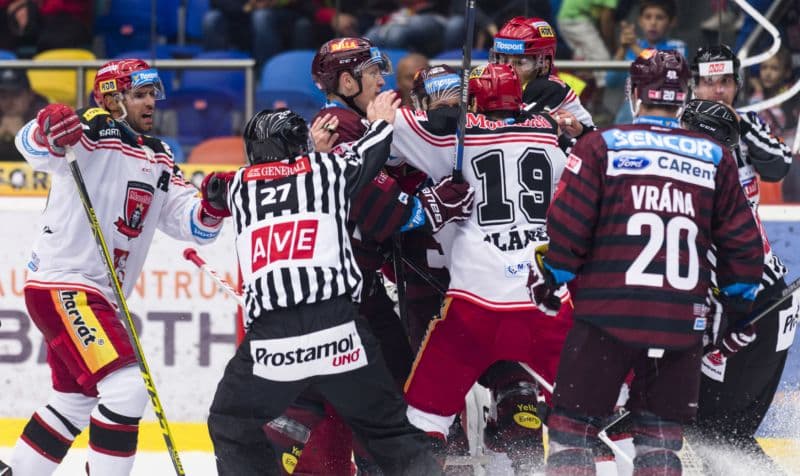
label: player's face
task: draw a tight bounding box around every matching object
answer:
[693,74,737,106]
[496,54,548,83]
[638,6,671,44]
[123,85,157,132]
[353,65,385,111]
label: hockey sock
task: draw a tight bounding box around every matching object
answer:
[632,412,682,476]
[10,391,94,476]
[545,409,597,476]
[87,366,147,475]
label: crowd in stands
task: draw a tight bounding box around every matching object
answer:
[0,0,798,201]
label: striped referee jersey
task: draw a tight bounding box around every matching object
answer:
[228,120,394,326]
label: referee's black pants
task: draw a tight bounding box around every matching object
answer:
[208,296,441,476]
[690,278,794,459]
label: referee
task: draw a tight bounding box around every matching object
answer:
[203,92,442,476]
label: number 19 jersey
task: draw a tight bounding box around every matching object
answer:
[390,108,567,310]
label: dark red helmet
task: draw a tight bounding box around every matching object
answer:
[410,64,461,111]
[628,48,689,108]
[491,17,556,59]
[468,63,522,113]
[311,37,393,94]
[93,59,165,106]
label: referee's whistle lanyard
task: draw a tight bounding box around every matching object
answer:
[633,116,680,128]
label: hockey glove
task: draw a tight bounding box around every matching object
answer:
[418,175,475,233]
[35,104,82,156]
[200,171,234,220]
[527,245,568,317]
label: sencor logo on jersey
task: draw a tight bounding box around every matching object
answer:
[250,321,367,381]
[245,157,311,181]
[602,129,723,164]
[251,219,318,272]
[115,181,154,238]
[612,156,650,170]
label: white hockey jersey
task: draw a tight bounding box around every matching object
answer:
[390,108,567,310]
[16,107,222,302]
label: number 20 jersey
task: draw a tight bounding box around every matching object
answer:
[390,108,567,310]
[545,123,765,349]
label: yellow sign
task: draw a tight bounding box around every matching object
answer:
[513,411,542,429]
[330,39,359,52]
[99,79,117,93]
[537,26,555,38]
[82,107,110,121]
[0,161,241,197]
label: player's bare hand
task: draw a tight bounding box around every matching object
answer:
[367,91,401,124]
[310,113,339,153]
[552,110,583,137]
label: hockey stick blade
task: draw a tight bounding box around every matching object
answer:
[738,276,800,329]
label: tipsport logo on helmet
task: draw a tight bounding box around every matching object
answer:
[130,69,160,88]
[250,321,368,381]
[493,38,526,54]
[424,74,460,95]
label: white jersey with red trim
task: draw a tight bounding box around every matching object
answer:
[15,107,221,301]
[390,107,567,310]
[522,74,594,126]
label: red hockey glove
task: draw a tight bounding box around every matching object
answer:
[35,104,82,156]
[200,171,235,221]
[418,175,475,233]
[527,245,569,317]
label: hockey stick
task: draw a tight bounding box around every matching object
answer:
[391,235,410,334]
[183,247,246,307]
[399,255,448,295]
[66,148,185,476]
[736,276,800,330]
[452,0,477,182]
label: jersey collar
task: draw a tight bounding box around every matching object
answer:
[633,115,679,128]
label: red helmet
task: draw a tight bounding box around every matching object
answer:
[492,17,556,59]
[628,49,690,108]
[468,63,522,113]
[410,64,461,111]
[311,37,393,94]
[93,59,165,106]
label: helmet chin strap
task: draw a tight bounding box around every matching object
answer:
[112,93,128,122]
[336,74,367,117]
[630,98,642,117]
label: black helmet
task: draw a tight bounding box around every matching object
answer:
[691,44,741,86]
[243,109,311,165]
[680,99,740,150]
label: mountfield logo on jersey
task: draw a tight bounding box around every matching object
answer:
[251,219,318,272]
[250,321,367,381]
[612,156,650,170]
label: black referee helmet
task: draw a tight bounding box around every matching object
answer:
[243,108,311,165]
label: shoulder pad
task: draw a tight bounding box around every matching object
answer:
[139,134,171,156]
[77,107,124,141]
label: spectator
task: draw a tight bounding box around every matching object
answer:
[363,0,455,57]
[748,48,800,202]
[0,67,48,161]
[202,0,313,67]
[609,0,685,124]
[1,0,91,54]
[395,52,429,106]
[556,0,617,117]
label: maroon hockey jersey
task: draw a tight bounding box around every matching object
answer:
[545,121,764,349]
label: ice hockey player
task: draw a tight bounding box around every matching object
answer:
[203,103,444,476]
[491,16,593,135]
[1,59,225,476]
[686,44,797,470]
[389,62,574,473]
[529,48,765,475]
[253,38,475,475]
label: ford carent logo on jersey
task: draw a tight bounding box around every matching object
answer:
[250,321,367,381]
[612,156,650,170]
[493,38,525,54]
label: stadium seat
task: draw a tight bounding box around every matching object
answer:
[186,0,210,40]
[181,50,250,99]
[434,49,489,60]
[0,49,16,60]
[157,87,240,148]
[187,136,246,164]
[160,136,186,163]
[28,49,96,107]
[258,50,325,103]
[255,90,322,122]
[94,0,155,58]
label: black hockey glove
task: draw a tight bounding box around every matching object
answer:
[418,175,475,233]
